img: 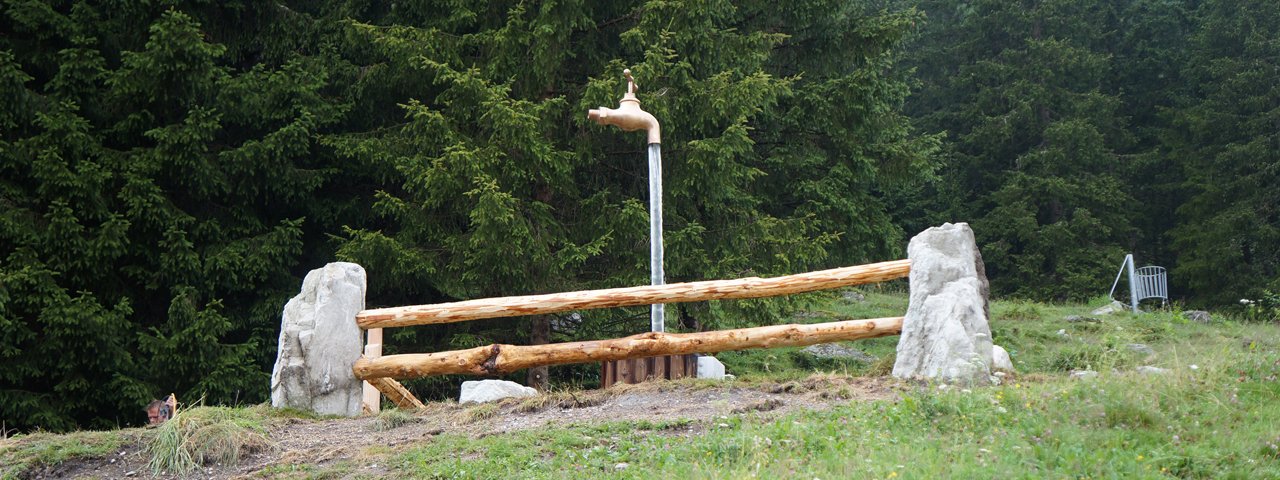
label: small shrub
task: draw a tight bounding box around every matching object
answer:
[995,301,1044,321]
[1044,343,1109,372]
[1102,397,1162,429]
[1258,438,1280,460]
[1240,291,1280,322]
[866,352,896,376]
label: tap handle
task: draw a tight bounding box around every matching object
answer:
[624,68,637,94]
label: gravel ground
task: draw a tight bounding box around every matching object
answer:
[17,375,900,479]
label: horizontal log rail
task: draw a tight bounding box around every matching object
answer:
[357,259,910,330]
[354,316,904,380]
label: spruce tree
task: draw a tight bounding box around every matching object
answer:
[903,0,1136,300]
[1,4,345,430]
[1168,0,1280,303]
[328,0,938,391]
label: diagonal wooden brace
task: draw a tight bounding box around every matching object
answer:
[367,377,425,410]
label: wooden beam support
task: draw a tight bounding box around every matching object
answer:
[357,259,910,330]
[367,377,426,410]
[361,328,384,414]
[353,317,903,380]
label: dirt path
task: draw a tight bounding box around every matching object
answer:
[20,375,899,479]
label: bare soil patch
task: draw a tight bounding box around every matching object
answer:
[13,375,898,479]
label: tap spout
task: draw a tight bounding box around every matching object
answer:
[587,69,661,144]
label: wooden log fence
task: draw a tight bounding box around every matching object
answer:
[357,259,910,330]
[354,317,903,380]
[355,259,911,411]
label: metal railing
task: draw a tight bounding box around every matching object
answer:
[1108,254,1168,313]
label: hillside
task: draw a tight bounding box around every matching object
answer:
[4,292,1280,478]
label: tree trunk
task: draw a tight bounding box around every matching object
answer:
[526,315,550,390]
[353,317,903,380]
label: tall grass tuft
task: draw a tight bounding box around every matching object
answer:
[147,406,275,475]
[373,408,417,431]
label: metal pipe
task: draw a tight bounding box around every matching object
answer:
[588,69,665,332]
[1126,254,1139,313]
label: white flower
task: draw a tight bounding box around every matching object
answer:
[1241,298,1250,305]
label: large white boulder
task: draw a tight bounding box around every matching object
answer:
[697,356,727,379]
[991,345,1014,372]
[460,380,539,403]
[893,223,994,385]
[270,262,366,417]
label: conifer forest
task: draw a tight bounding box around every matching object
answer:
[2,0,1277,430]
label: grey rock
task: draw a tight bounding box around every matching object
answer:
[1070,370,1099,380]
[697,355,727,379]
[1136,365,1171,375]
[1126,343,1156,357]
[1064,315,1101,323]
[271,262,367,417]
[893,223,994,386]
[1184,310,1212,323]
[801,343,878,363]
[840,290,866,302]
[1091,301,1128,316]
[991,345,1014,372]
[459,380,538,403]
[550,312,583,333]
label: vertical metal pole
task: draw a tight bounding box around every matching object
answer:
[1125,254,1139,313]
[648,143,665,332]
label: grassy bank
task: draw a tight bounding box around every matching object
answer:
[3,292,1279,479]
[386,293,1280,478]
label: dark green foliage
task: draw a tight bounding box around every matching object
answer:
[5,0,1277,431]
[1168,0,1280,304]
[901,0,1278,303]
[328,0,938,352]
[1,4,345,430]
[902,0,1136,300]
[2,1,933,430]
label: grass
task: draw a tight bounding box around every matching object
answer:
[4,292,1279,479]
[514,388,612,413]
[373,408,418,431]
[0,429,133,479]
[461,403,500,423]
[147,405,276,475]
[383,294,1280,478]
[714,289,906,382]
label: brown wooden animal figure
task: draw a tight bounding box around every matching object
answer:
[145,394,178,426]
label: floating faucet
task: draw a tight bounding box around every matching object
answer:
[588,69,661,144]
[588,69,665,333]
